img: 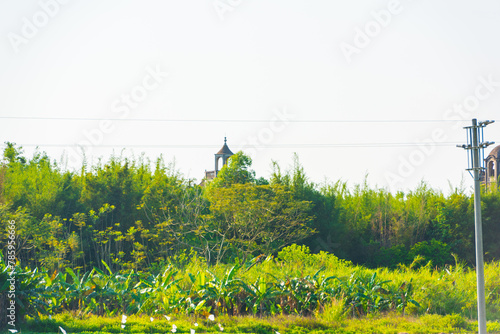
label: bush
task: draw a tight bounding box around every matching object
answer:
[408,240,452,268]
[419,313,470,331]
[371,244,407,268]
[277,244,350,271]
[315,297,346,323]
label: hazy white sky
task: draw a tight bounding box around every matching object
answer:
[1,0,499,192]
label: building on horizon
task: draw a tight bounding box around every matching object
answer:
[483,144,500,190]
[202,137,234,184]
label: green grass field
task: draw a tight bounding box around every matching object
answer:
[19,312,500,334]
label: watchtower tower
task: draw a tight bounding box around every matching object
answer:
[485,145,500,189]
[203,138,234,183]
[215,137,233,176]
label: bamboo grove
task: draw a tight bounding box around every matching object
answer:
[1,142,500,273]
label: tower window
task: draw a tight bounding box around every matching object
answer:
[488,161,495,177]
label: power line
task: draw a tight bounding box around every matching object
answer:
[0,116,475,123]
[16,142,464,149]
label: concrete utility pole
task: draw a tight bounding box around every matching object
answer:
[457,118,495,334]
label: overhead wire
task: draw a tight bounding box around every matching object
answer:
[1,116,492,149]
[0,116,475,123]
[16,142,466,149]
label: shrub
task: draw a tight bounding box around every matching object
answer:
[408,240,453,268]
[315,297,346,323]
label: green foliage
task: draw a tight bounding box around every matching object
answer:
[314,297,346,323]
[207,184,315,263]
[5,144,500,333]
[278,244,311,263]
[207,151,255,188]
[430,188,474,262]
[3,144,500,270]
[4,249,500,333]
[407,239,452,268]
[2,142,26,165]
[481,189,500,260]
[3,149,66,219]
[371,244,407,268]
[418,313,470,331]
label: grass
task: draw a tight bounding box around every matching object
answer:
[19,312,500,334]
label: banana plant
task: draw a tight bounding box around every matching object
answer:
[354,272,391,314]
[268,267,336,316]
[139,265,182,314]
[391,279,420,316]
[334,271,394,316]
[240,276,280,316]
[41,269,67,315]
[112,269,141,314]
[201,264,244,314]
[15,266,51,319]
[63,267,96,314]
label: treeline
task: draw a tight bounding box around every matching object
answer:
[1,142,499,272]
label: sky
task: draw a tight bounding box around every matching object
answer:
[1,0,499,193]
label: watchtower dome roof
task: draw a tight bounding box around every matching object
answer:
[216,137,233,155]
[487,145,500,159]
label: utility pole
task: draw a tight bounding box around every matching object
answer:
[457,118,495,334]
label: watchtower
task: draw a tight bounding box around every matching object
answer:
[214,137,233,176]
[203,138,234,183]
[485,145,500,189]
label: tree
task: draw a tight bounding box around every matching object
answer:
[78,156,152,270]
[270,155,341,255]
[141,162,211,263]
[207,183,315,263]
[481,189,500,261]
[0,204,76,271]
[2,142,26,165]
[207,151,255,188]
[407,239,452,268]
[429,189,474,263]
[3,148,65,219]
